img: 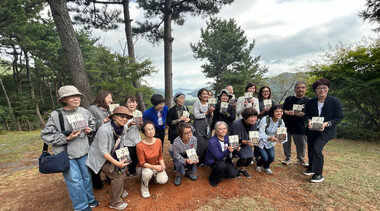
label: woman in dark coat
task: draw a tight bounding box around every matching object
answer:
[211,89,236,132]
[303,78,343,183]
[166,92,191,144]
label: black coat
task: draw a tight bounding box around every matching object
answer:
[305,95,344,141]
[166,105,190,143]
[211,102,236,131]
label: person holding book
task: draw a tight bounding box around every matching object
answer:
[303,78,343,183]
[193,88,215,166]
[143,94,168,148]
[169,122,198,186]
[166,92,192,144]
[122,95,142,176]
[41,85,98,211]
[211,89,236,132]
[257,105,287,175]
[87,90,113,189]
[236,82,260,118]
[282,81,309,167]
[258,86,276,119]
[230,107,259,178]
[86,106,133,210]
[206,121,240,187]
[136,121,168,198]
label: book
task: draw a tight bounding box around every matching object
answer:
[292,104,304,115]
[231,94,236,100]
[275,127,287,141]
[109,104,120,113]
[264,99,272,109]
[220,102,228,113]
[66,113,88,131]
[133,110,143,124]
[115,147,131,164]
[244,92,253,101]
[249,131,260,145]
[186,148,198,162]
[208,98,217,107]
[182,110,190,118]
[311,117,324,131]
[229,135,239,149]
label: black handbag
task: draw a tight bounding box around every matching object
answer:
[39,110,70,174]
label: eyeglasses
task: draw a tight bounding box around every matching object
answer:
[183,131,192,136]
[117,115,129,119]
[262,91,270,93]
[316,87,328,91]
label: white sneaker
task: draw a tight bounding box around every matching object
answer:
[141,181,150,198]
[110,202,128,210]
[264,168,273,175]
[255,166,262,172]
[122,191,128,198]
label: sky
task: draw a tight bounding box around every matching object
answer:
[91,0,377,90]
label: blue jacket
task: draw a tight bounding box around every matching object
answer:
[143,105,169,131]
[205,135,230,165]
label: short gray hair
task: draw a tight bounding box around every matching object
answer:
[294,81,307,89]
[214,121,228,131]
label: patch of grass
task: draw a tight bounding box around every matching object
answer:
[198,196,273,211]
[0,131,42,164]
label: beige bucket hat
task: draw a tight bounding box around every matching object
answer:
[58,85,84,101]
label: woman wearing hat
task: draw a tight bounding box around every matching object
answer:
[41,85,98,211]
[236,82,260,118]
[86,106,132,210]
[166,92,192,144]
[143,94,168,148]
[87,90,113,189]
[211,89,236,132]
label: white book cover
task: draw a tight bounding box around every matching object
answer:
[275,127,287,140]
[264,99,272,109]
[182,110,190,118]
[66,113,88,131]
[186,148,198,162]
[249,131,260,145]
[292,104,304,113]
[311,117,324,130]
[133,110,143,124]
[229,135,239,149]
[115,147,131,163]
[109,104,120,113]
[220,102,228,113]
[208,98,217,107]
[244,92,253,99]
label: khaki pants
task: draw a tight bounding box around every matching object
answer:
[138,167,168,186]
[101,161,125,207]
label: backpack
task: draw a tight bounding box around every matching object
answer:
[265,116,282,134]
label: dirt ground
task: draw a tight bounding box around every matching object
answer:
[0,138,323,211]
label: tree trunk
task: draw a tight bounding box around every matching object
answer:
[47,0,93,107]
[123,0,146,111]
[0,77,17,120]
[27,120,32,131]
[24,50,46,126]
[12,46,22,93]
[16,118,22,131]
[5,121,10,131]
[46,78,56,110]
[164,0,173,108]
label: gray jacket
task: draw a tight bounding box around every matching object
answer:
[121,119,141,147]
[86,122,127,174]
[87,105,110,130]
[41,107,96,159]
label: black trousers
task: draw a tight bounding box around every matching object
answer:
[307,133,329,175]
[155,129,165,148]
[209,159,239,184]
[127,146,138,175]
[236,157,253,167]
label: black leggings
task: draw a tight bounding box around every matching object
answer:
[236,157,253,167]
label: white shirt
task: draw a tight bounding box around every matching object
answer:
[258,116,288,149]
[318,102,324,116]
[219,140,225,151]
[157,111,163,125]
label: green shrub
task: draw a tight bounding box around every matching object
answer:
[337,125,379,142]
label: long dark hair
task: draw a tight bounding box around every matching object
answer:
[91,90,112,109]
[258,86,271,101]
[197,88,209,101]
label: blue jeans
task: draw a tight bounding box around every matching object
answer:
[63,155,95,211]
[257,147,275,169]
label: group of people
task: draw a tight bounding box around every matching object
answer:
[41,78,343,210]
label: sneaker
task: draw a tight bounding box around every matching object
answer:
[297,161,309,168]
[110,202,128,210]
[240,170,251,178]
[250,160,254,165]
[174,175,182,186]
[141,181,150,198]
[185,173,197,181]
[89,200,99,208]
[256,166,262,172]
[303,169,315,176]
[282,159,292,165]
[311,174,324,183]
[264,168,273,175]
[122,191,128,198]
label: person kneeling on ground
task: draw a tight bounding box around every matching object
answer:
[86,106,132,210]
[256,105,287,175]
[205,121,240,187]
[169,122,198,186]
[136,121,168,198]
